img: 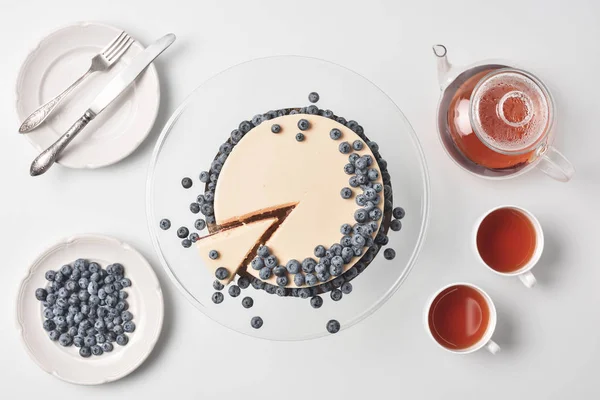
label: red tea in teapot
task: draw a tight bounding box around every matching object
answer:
[447,68,550,170]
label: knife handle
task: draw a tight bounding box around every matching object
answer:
[30,110,96,176]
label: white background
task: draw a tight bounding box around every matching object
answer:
[1,0,599,398]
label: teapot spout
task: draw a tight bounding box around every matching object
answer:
[433,44,452,90]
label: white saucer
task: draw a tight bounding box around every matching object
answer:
[16,234,164,385]
[16,22,160,169]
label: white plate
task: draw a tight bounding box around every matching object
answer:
[15,22,160,169]
[16,234,164,385]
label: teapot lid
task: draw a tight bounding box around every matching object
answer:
[470,68,552,155]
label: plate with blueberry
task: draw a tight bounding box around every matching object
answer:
[16,234,164,385]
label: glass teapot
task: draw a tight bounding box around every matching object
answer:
[433,44,574,182]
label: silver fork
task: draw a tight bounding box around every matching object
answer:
[19,31,135,133]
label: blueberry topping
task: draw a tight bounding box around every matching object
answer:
[340,187,353,199]
[301,258,317,273]
[190,203,200,214]
[326,319,341,334]
[297,119,310,131]
[177,227,189,239]
[354,209,368,223]
[373,183,383,193]
[294,273,305,286]
[215,267,229,280]
[276,287,287,297]
[369,208,383,221]
[257,245,270,258]
[341,282,353,294]
[286,260,301,274]
[305,274,318,286]
[295,133,305,142]
[393,207,406,219]
[212,292,224,304]
[276,276,288,287]
[213,280,224,290]
[181,239,192,248]
[384,248,396,260]
[367,169,379,181]
[181,177,193,189]
[228,285,241,298]
[348,176,359,187]
[189,233,200,243]
[340,224,352,235]
[339,142,351,154]
[208,250,219,260]
[344,163,355,175]
[265,255,278,269]
[79,347,91,358]
[259,267,272,280]
[307,105,319,115]
[330,289,343,301]
[271,124,281,133]
[251,257,265,270]
[116,334,129,346]
[314,245,326,258]
[352,140,364,151]
[330,128,342,140]
[242,297,254,308]
[251,316,263,329]
[390,219,402,231]
[308,92,320,103]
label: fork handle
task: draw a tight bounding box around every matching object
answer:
[19,69,93,133]
[30,110,96,176]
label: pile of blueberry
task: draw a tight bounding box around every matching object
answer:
[34,259,135,358]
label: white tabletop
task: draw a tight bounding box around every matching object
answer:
[2,0,599,398]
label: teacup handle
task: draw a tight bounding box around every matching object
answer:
[486,340,501,355]
[519,271,537,288]
[536,145,575,182]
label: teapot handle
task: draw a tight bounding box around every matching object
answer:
[433,44,452,90]
[536,145,575,182]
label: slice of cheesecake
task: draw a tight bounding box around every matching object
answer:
[197,218,278,284]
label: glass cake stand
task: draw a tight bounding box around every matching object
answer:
[146,56,430,341]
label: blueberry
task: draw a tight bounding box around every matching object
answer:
[181,177,193,189]
[390,219,402,232]
[194,219,206,231]
[208,250,219,260]
[212,292,224,304]
[297,288,310,299]
[320,257,331,267]
[271,124,281,133]
[35,288,47,301]
[332,276,345,288]
[253,245,269,259]
[348,176,359,188]
[268,266,284,279]
[367,169,379,181]
[352,209,367,223]
[88,345,102,356]
[265,255,278,269]
[87,281,98,295]
[286,259,301,274]
[259,267,271,280]
[276,287,287,297]
[215,267,229,280]
[73,335,84,348]
[356,174,368,185]
[102,342,114,353]
[116,334,129,346]
[296,119,310,132]
[122,311,133,322]
[58,333,73,347]
[314,245,326,258]
[355,194,367,208]
[339,224,351,236]
[305,274,318,286]
[213,280,224,290]
[251,278,265,290]
[177,227,189,239]
[344,267,358,281]
[310,296,323,309]
[330,262,343,277]
[317,269,331,282]
[393,207,406,219]
[84,336,96,347]
[119,291,129,300]
[43,308,54,319]
[201,203,214,216]
[329,128,342,140]
[264,284,277,294]
[330,289,343,301]
[355,157,368,170]
[372,183,383,193]
[369,208,382,221]
[250,316,263,329]
[43,319,56,332]
[340,187,353,199]
[199,171,210,183]
[308,92,320,103]
[276,276,288,287]
[326,319,341,334]
[54,272,64,283]
[295,133,305,142]
[189,202,200,214]
[341,282,353,294]
[384,185,392,199]
[330,244,343,256]
[251,257,264,270]
[339,142,351,154]
[294,273,305,286]
[352,140,364,151]
[302,258,317,273]
[341,247,354,263]
[116,301,129,312]
[237,276,250,289]
[73,259,88,271]
[45,270,56,281]
[220,142,233,155]
[206,215,216,224]
[123,321,136,333]
[238,121,252,133]
[79,346,92,358]
[384,248,396,260]
[352,235,366,248]
[60,265,72,277]
[180,239,191,248]
[340,235,352,247]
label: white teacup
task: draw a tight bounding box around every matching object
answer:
[473,205,544,288]
[424,282,500,355]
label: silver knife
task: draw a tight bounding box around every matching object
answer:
[30,33,176,176]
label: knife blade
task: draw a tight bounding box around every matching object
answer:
[30,33,176,176]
